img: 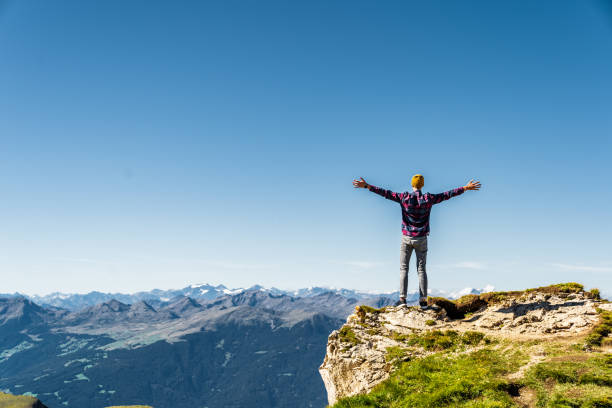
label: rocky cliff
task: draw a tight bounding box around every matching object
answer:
[319,283,611,407]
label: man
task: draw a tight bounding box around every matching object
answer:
[352,174,481,308]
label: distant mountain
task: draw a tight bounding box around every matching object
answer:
[23,283,239,311]
[0,283,498,408]
[0,289,399,408]
[0,283,606,408]
[10,283,496,311]
[0,297,65,329]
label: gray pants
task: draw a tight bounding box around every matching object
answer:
[399,235,428,300]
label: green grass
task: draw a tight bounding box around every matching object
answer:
[522,354,612,407]
[462,331,487,345]
[382,330,489,370]
[587,288,601,300]
[355,321,369,329]
[407,330,459,351]
[333,348,523,408]
[390,331,408,342]
[338,326,362,346]
[333,342,611,408]
[106,406,153,408]
[385,346,408,363]
[584,308,612,348]
[403,330,488,351]
[545,386,611,408]
[0,392,156,408]
[0,392,43,408]
[357,305,387,314]
[524,282,584,295]
[366,328,380,336]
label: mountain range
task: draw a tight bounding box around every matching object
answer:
[0,284,493,408]
[1,283,494,311]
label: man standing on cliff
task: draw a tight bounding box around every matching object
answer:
[352,175,481,308]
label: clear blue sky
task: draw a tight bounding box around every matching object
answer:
[1,0,611,296]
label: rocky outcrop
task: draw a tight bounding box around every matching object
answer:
[319,285,609,405]
[0,391,49,407]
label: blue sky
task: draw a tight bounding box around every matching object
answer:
[0,0,611,296]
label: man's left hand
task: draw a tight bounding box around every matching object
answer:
[353,177,369,189]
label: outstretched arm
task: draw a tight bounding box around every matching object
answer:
[352,177,404,203]
[431,179,481,204]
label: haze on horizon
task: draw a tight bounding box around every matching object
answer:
[0,0,610,296]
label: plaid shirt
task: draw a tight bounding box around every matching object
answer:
[368,185,465,237]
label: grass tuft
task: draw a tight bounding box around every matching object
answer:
[461,331,486,345]
[0,392,43,408]
[106,406,153,408]
[357,305,387,314]
[338,326,362,346]
[404,330,487,351]
[525,282,584,294]
[389,331,409,342]
[355,305,387,323]
[585,309,612,348]
[587,288,601,300]
[523,354,612,407]
[384,346,408,363]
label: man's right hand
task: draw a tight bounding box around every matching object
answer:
[464,179,482,191]
[352,177,369,189]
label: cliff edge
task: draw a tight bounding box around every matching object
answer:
[319,283,611,407]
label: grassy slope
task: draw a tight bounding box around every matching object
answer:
[332,284,612,408]
[0,392,45,408]
[0,393,153,408]
[334,340,611,407]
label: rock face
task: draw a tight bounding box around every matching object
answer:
[319,288,608,405]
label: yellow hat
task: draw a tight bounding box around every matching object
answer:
[411,174,424,189]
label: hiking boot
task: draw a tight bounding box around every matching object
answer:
[394,298,407,307]
[419,299,428,310]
